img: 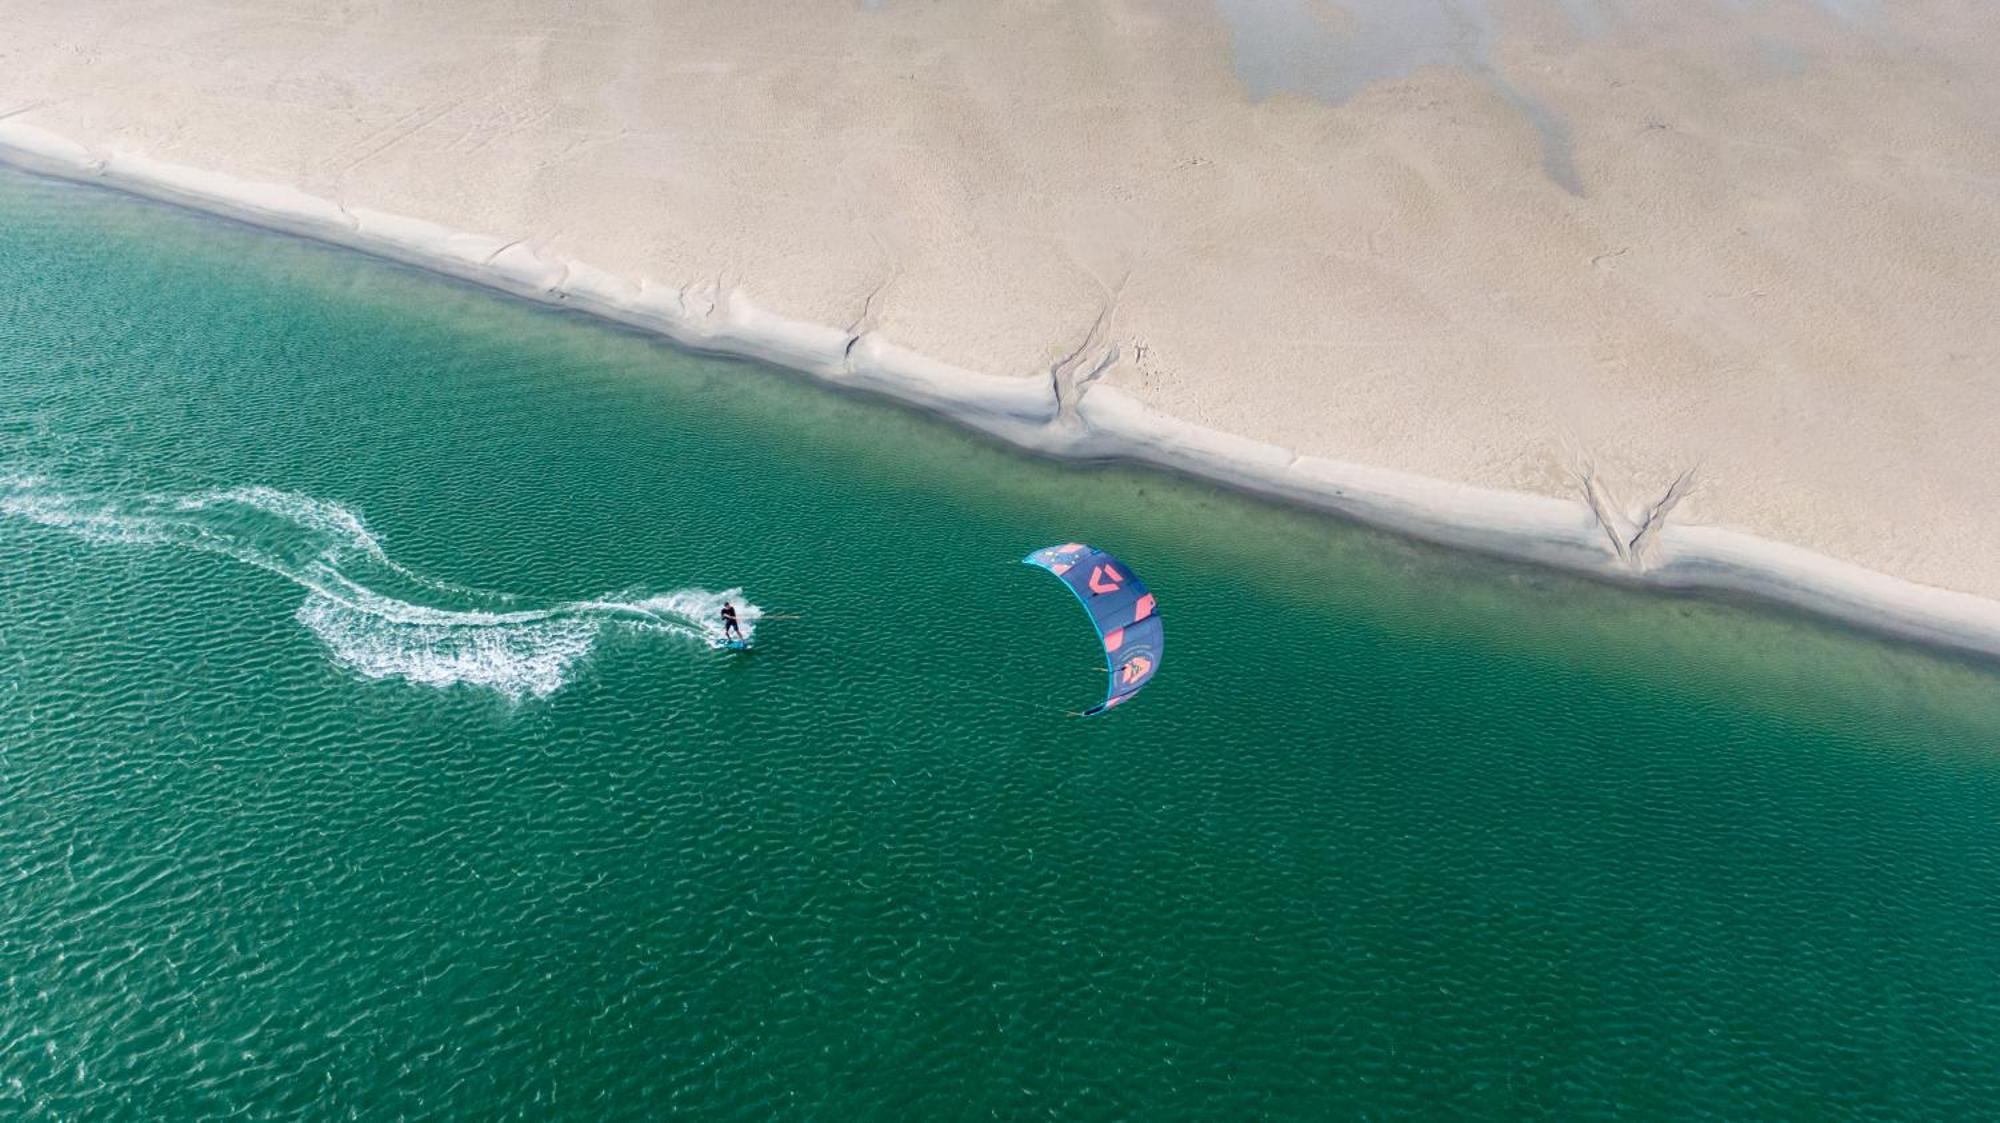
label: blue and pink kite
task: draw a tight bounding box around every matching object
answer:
[1024,543,1163,716]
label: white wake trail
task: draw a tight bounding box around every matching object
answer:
[0,476,758,699]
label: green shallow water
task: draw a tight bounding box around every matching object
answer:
[4,168,2000,1119]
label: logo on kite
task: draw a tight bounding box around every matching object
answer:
[1119,655,1153,686]
[1024,542,1164,716]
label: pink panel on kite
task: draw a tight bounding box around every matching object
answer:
[1133,593,1156,622]
[1088,565,1124,594]
[1103,627,1125,653]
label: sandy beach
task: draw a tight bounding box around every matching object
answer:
[2,1,1997,632]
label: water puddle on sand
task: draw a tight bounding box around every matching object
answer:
[1210,0,1877,194]
[1211,0,1584,193]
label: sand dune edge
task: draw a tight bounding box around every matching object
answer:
[7,119,1997,664]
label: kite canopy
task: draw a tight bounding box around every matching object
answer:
[1023,543,1162,715]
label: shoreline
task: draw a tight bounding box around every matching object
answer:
[7,120,2000,665]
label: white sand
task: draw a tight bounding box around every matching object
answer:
[2,0,1998,643]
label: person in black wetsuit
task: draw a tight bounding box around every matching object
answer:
[720,602,743,642]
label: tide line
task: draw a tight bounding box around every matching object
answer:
[5,120,1997,666]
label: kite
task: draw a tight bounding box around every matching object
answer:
[1023,542,1163,715]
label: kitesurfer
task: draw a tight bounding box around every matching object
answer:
[720,602,743,642]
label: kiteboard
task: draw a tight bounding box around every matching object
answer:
[726,638,749,651]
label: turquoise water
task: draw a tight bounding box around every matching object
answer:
[4,168,2000,1118]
